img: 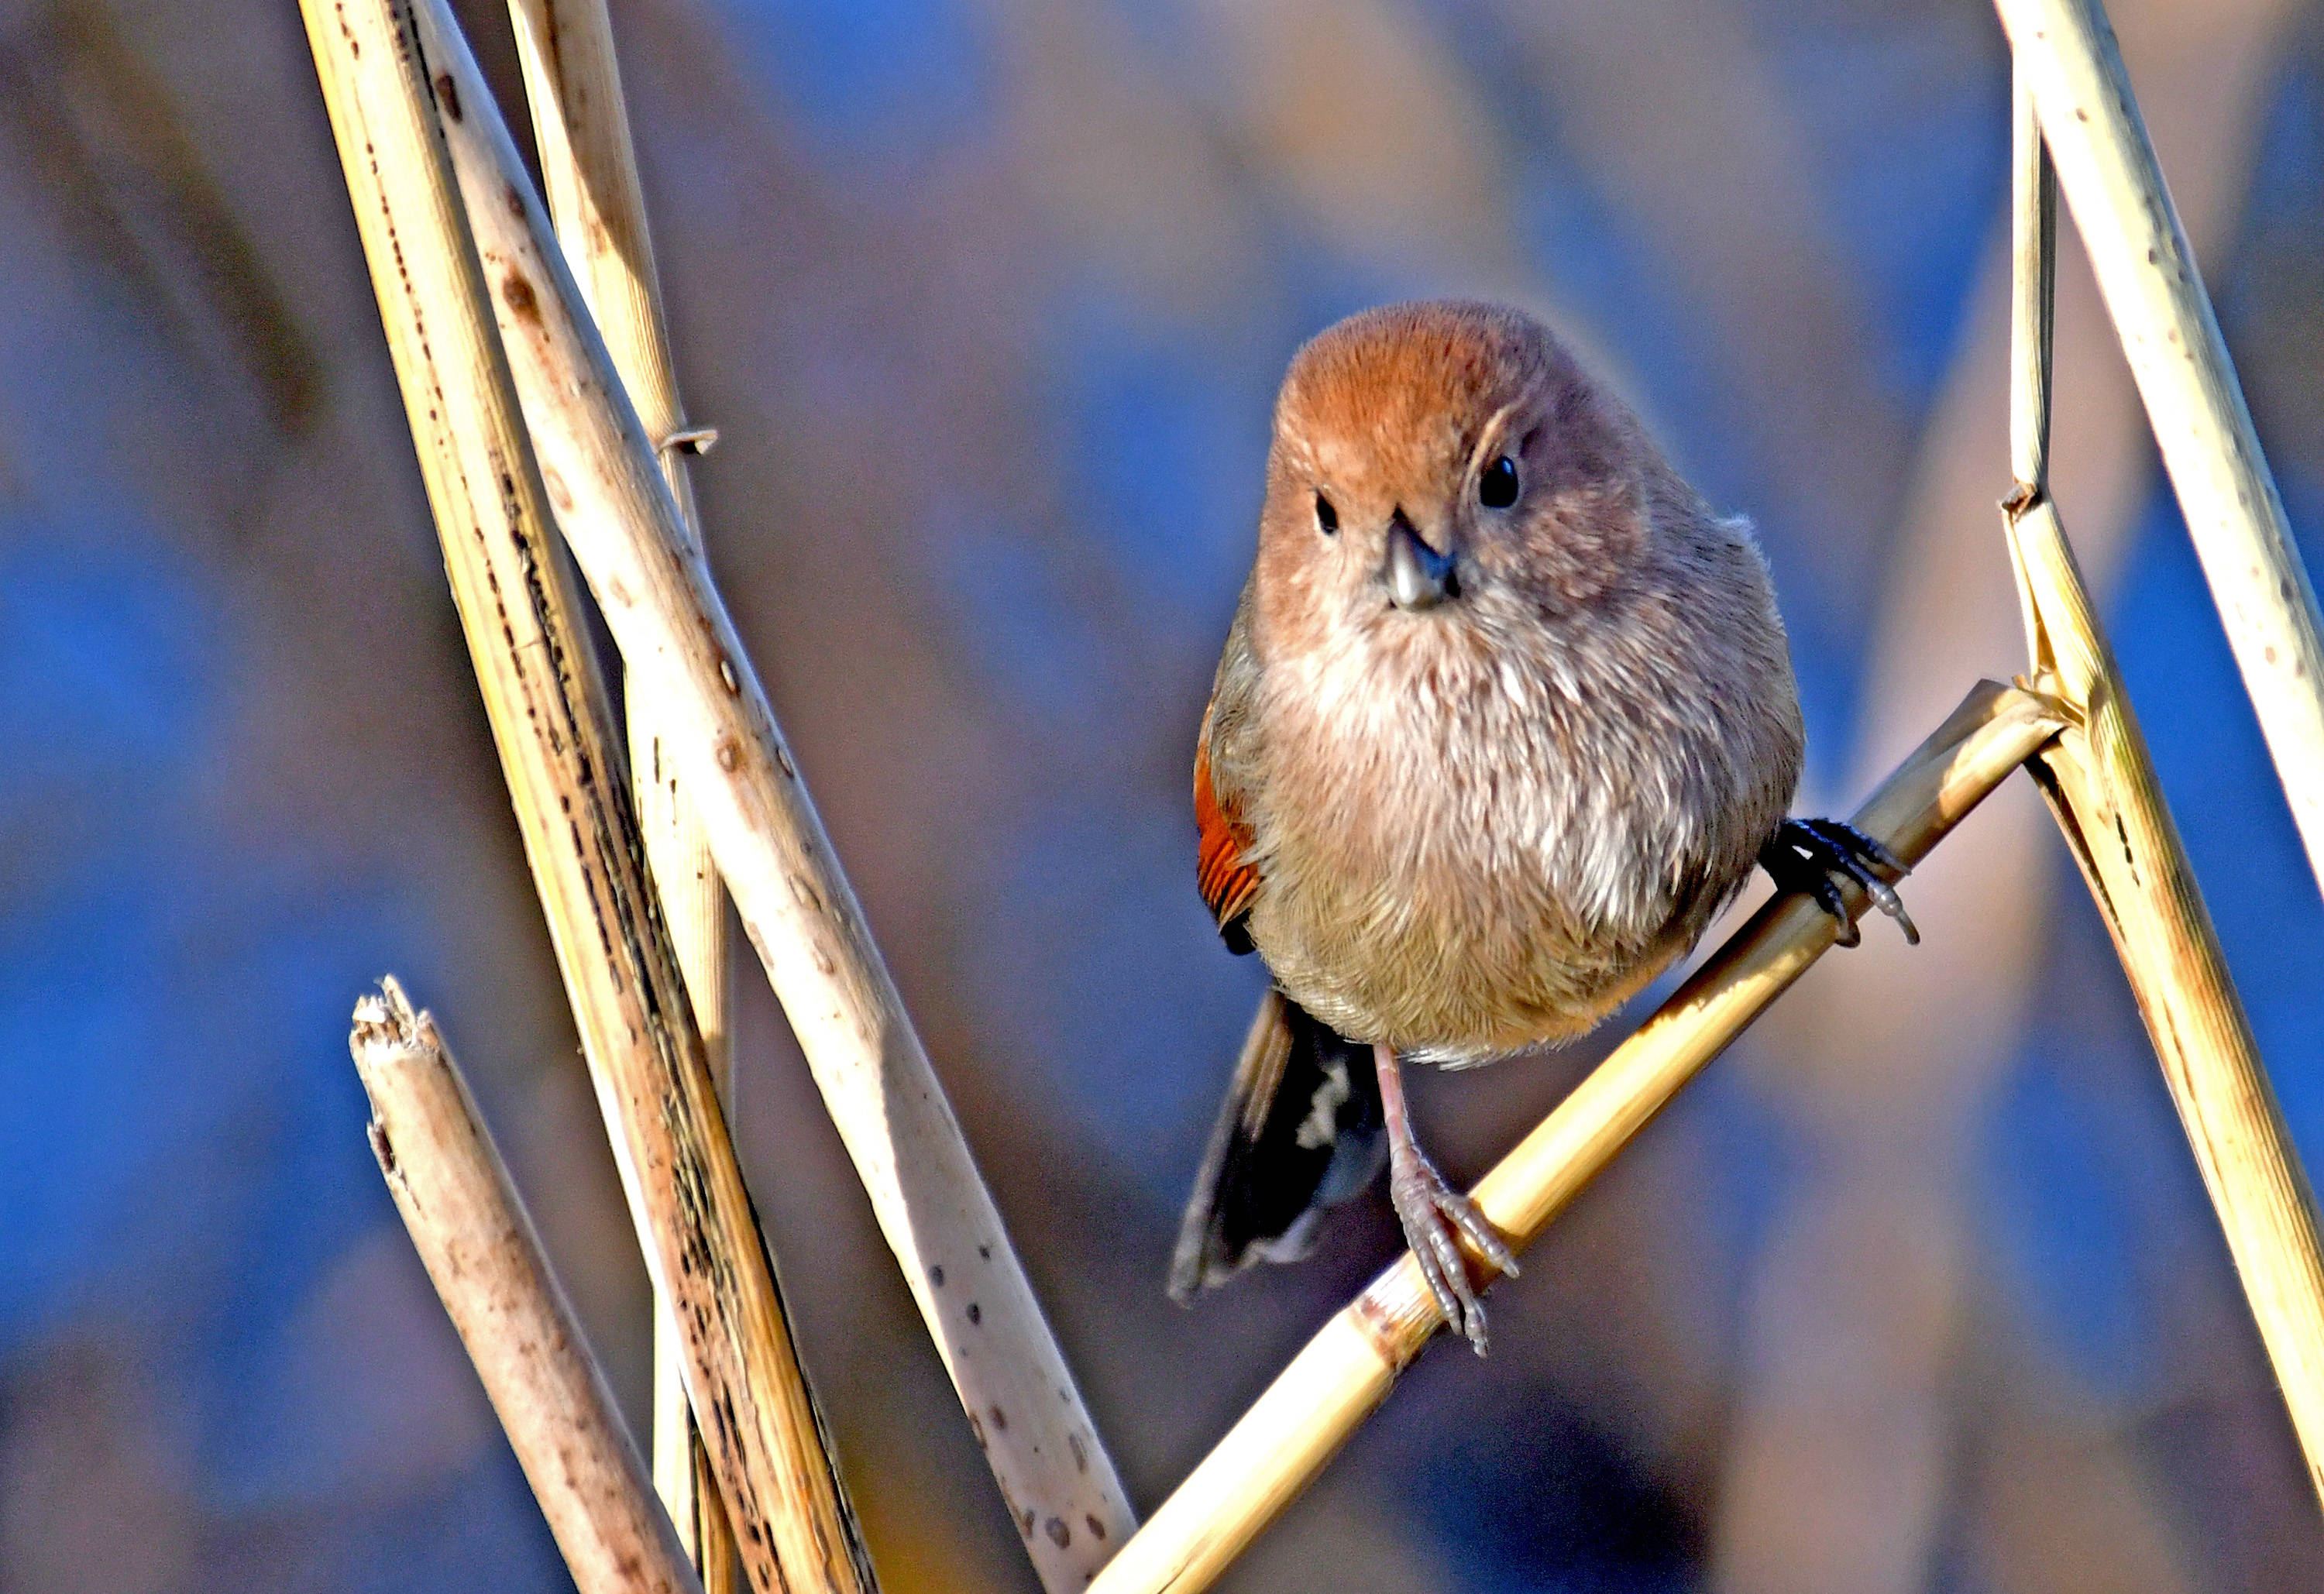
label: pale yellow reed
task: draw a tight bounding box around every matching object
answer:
[350,981,704,1594]
[404,1,1138,1582]
[297,2,873,1586]
[1997,0,2324,897]
[501,0,737,1575]
[2003,64,2324,1507]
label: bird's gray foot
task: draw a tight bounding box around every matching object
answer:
[1761,816,1918,948]
[1374,1044,1517,1354]
[1388,1145,1518,1352]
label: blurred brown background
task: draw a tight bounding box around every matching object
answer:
[5,0,2324,1590]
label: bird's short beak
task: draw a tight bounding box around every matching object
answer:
[1385,510,1458,610]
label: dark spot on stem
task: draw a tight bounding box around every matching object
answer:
[433,73,462,120]
[1086,1515,1105,1541]
[501,271,540,324]
[966,1302,982,1325]
[1046,1517,1071,1548]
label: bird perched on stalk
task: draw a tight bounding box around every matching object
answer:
[1170,301,1913,1352]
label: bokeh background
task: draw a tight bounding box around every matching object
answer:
[6,0,2324,1589]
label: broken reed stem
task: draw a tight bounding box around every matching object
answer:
[2006,70,2058,664]
[403,2,1136,1582]
[1996,0,2324,900]
[2005,70,2324,1507]
[297,6,874,1592]
[1088,680,2067,1594]
[350,979,705,1594]
[501,0,735,1575]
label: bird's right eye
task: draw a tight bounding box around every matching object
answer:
[1315,492,1339,536]
[1479,455,1520,509]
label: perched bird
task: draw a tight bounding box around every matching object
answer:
[1170,301,1913,1352]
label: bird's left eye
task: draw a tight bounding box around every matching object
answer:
[1479,455,1519,509]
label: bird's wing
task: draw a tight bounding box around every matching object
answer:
[1195,586,1266,954]
[1194,721,1261,953]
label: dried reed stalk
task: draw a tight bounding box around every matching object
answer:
[401,1,1136,1581]
[2004,70,2324,1505]
[1996,0,2324,898]
[350,979,705,1594]
[500,0,735,1575]
[1088,680,2068,1594]
[297,5,874,1589]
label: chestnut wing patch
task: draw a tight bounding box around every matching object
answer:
[1194,737,1260,955]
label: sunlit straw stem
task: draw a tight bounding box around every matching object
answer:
[402,2,1138,1582]
[297,2,875,1586]
[350,980,705,1594]
[1997,0,2324,900]
[2003,60,2324,1511]
[500,0,737,1575]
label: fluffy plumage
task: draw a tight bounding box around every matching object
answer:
[1176,301,1818,1345]
[1208,301,1800,1056]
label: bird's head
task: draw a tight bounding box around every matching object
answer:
[1251,300,1662,678]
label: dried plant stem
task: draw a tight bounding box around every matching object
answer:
[1088,680,2067,1594]
[2005,71,2324,1506]
[350,979,704,1594]
[297,5,873,1590]
[500,0,734,1575]
[402,1,1135,1581]
[1996,0,2324,898]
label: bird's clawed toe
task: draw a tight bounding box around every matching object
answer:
[1760,817,1918,946]
[1387,1150,1518,1355]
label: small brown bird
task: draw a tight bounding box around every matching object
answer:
[1170,301,1912,1351]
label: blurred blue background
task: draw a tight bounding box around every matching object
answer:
[4,1,2324,1590]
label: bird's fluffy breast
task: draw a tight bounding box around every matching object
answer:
[1240,582,1794,1062]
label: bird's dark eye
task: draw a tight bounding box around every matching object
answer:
[1479,455,1519,510]
[1314,491,1339,536]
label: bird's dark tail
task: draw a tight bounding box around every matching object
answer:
[1168,988,1387,1301]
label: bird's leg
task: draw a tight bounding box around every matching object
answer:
[1758,816,1919,948]
[1374,1043,1518,1354]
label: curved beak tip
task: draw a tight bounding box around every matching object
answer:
[1386,517,1457,610]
